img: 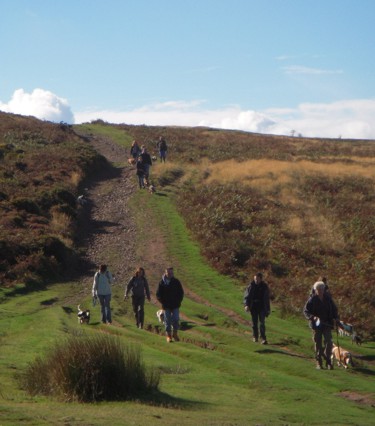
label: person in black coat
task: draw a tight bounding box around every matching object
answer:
[156,267,184,342]
[304,280,339,369]
[243,272,271,344]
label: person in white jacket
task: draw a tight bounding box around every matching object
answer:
[92,264,113,324]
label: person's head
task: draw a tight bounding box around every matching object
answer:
[99,264,107,273]
[135,267,145,277]
[132,140,137,146]
[165,267,174,278]
[313,281,325,296]
[254,272,263,284]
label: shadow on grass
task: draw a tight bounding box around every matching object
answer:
[135,389,209,410]
[256,347,308,359]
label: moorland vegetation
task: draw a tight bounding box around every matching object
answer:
[1,113,375,424]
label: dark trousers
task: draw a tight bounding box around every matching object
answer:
[250,308,267,340]
[313,326,333,365]
[98,294,112,324]
[131,296,145,328]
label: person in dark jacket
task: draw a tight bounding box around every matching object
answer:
[136,156,146,189]
[157,136,168,163]
[243,272,271,344]
[304,281,339,370]
[156,267,184,342]
[140,146,152,185]
[124,267,151,329]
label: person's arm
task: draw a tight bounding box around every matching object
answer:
[92,272,98,297]
[124,277,133,299]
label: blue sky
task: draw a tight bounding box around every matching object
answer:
[1,0,375,138]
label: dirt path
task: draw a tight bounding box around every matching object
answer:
[77,133,249,327]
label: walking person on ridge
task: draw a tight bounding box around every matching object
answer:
[156,267,184,342]
[92,264,113,325]
[243,272,271,344]
[124,267,151,329]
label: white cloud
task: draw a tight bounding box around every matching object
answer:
[2,88,375,140]
[0,88,74,123]
[75,98,375,139]
[282,65,343,75]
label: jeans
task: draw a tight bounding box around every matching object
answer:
[164,308,180,333]
[250,308,267,340]
[159,150,167,162]
[313,326,333,365]
[98,294,112,323]
[131,295,145,328]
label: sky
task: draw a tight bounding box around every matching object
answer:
[1,0,375,139]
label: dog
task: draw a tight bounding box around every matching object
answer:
[128,158,136,165]
[156,309,165,324]
[352,331,362,346]
[331,343,354,369]
[148,184,156,194]
[152,155,157,161]
[77,304,90,324]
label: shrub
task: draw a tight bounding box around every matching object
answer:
[22,334,160,402]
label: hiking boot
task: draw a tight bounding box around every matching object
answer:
[316,363,323,370]
[173,330,180,342]
[326,363,334,370]
[166,333,172,343]
[252,337,258,343]
[261,339,268,345]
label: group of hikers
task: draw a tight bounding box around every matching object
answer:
[130,136,168,189]
[92,265,184,343]
[92,265,341,368]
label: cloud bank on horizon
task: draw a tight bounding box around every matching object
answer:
[1,88,375,140]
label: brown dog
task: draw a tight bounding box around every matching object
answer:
[331,343,354,369]
[128,158,136,165]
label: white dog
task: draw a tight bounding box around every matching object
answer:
[156,309,165,324]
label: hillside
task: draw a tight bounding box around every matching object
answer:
[0,114,375,425]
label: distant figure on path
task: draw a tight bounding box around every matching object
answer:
[304,281,339,370]
[140,146,152,185]
[124,267,151,329]
[130,140,141,161]
[243,272,271,344]
[156,267,184,342]
[157,136,168,163]
[136,156,146,188]
[92,264,113,325]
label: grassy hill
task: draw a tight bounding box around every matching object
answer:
[0,115,375,425]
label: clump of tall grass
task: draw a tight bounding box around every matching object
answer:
[21,334,160,402]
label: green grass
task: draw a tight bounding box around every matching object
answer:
[2,187,374,425]
[1,121,375,425]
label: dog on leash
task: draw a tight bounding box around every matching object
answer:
[148,184,156,194]
[77,304,90,324]
[156,309,165,324]
[128,158,136,165]
[331,343,354,369]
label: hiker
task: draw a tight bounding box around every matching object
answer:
[243,272,271,344]
[130,140,141,161]
[304,281,339,369]
[136,156,146,189]
[124,267,151,329]
[157,136,168,163]
[156,267,184,342]
[140,146,152,185]
[92,264,113,325]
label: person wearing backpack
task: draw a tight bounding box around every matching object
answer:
[157,136,168,163]
[92,264,113,324]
